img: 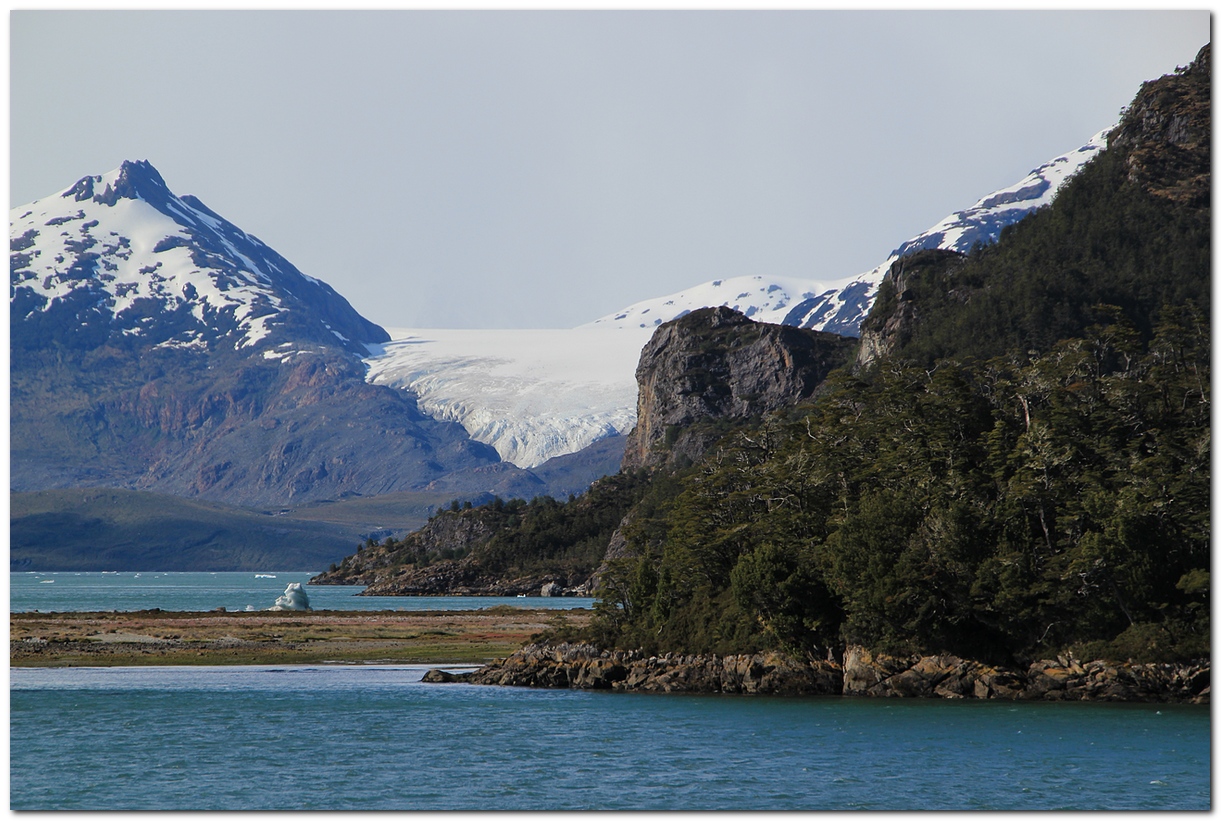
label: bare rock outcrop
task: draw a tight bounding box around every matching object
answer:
[1107,43,1210,205]
[622,306,855,471]
[842,645,1209,703]
[442,642,843,695]
[431,642,1208,703]
[853,249,964,371]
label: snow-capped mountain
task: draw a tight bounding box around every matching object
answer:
[370,128,1113,469]
[10,161,531,507]
[365,327,654,468]
[578,272,870,333]
[10,160,386,357]
[583,129,1111,336]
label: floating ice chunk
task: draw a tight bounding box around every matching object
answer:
[269,582,311,611]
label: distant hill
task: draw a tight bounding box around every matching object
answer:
[9,487,479,572]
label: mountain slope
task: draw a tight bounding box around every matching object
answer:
[10,161,512,507]
[10,488,369,572]
[581,129,1109,337]
[11,160,386,357]
[857,45,1210,367]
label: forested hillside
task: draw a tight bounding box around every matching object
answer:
[594,308,1208,663]
[313,471,651,594]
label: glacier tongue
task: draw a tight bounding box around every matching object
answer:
[364,327,653,468]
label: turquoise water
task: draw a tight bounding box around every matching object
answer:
[10,572,595,613]
[10,664,1209,811]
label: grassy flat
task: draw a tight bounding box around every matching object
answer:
[10,607,590,667]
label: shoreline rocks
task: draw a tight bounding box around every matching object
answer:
[428,642,1210,704]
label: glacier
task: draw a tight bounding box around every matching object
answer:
[364,327,654,469]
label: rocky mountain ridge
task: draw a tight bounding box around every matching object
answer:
[11,160,386,357]
[583,129,1109,337]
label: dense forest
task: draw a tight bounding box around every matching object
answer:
[318,470,651,587]
[592,306,1209,664]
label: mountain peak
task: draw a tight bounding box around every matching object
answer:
[13,161,388,357]
[61,159,172,206]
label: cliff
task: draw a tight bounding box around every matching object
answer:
[622,306,855,470]
[853,249,964,370]
[1108,43,1210,206]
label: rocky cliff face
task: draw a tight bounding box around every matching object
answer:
[853,249,964,370]
[622,307,855,470]
[1108,43,1210,206]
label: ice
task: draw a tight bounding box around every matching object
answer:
[365,327,653,468]
[269,582,310,611]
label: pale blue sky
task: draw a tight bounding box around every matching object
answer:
[10,10,1211,328]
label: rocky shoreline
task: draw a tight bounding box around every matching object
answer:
[425,642,1210,704]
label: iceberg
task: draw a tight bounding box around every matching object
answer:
[269,582,311,611]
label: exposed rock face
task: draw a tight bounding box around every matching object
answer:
[853,249,964,371]
[430,642,1209,703]
[622,307,855,471]
[444,642,842,695]
[840,645,1209,703]
[1107,43,1210,206]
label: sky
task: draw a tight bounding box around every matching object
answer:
[9,9,1211,329]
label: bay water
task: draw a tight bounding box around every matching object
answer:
[10,571,595,613]
[10,665,1208,811]
[9,573,1210,810]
